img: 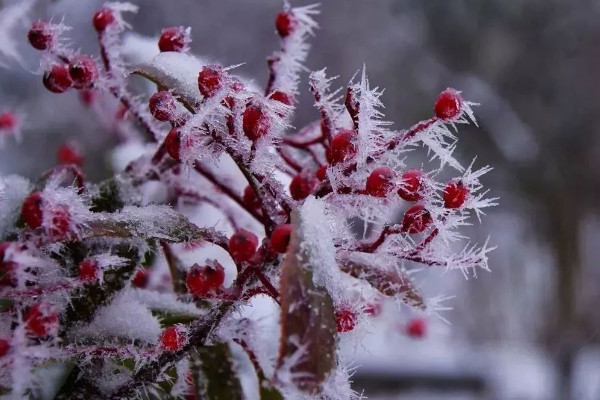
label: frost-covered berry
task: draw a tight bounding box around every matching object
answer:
[229,229,258,263]
[160,325,187,352]
[406,318,426,338]
[269,91,293,106]
[57,144,84,166]
[242,185,261,210]
[0,338,9,358]
[49,205,71,239]
[21,192,43,229]
[0,111,17,131]
[434,88,462,120]
[158,27,189,52]
[401,204,432,234]
[185,262,225,297]
[27,21,54,51]
[397,169,425,202]
[316,165,328,181]
[275,11,296,37]
[149,91,177,122]
[93,8,115,32]
[25,302,59,337]
[69,56,98,89]
[198,66,223,98]
[366,167,397,197]
[78,259,99,283]
[289,174,318,201]
[327,129,357,165]
[364,301,382,317]
[270,224,292,254]
[43,64,72,94]
[335,308,357,333]
[242,105,270,141]
[132,268,149,288]
[165,128,181,161]
[443,180,469,209]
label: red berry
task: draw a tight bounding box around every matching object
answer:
[0,338,9,358]
[366,167,397,197]
[198,66,223,98]
[160,325,187,352]
[406,318,426,338]
[275,11,296,37]
[316,166,328,181]
[401,204,432,234]
[434,88,462,120]
[43,64,72,93]
[443,180,469,209]
[149,91,177,122]
[0,111,17,131]
[397,169,425,202]
[185,262,225,297]
[269,91,293,106]
[158,27,188,52]
[21,192,43,229]
[242,105,270,141]
[69,56,98,89]
[242,185,261,210]
[335,308,357,333]
[327,129,358,165]
[49,205,71,239]
[78,259,99,283]
[25,302,59,337]
[229,229,258,263]
[289,174,318,201]
[93,8,115,32]
[132,268,150,288]
[57,144,84,166]
[270,224,292,254]
[364,301,382,317]
[28,21,54,50]
[165,128,181,161]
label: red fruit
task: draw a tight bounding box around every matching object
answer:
[401,205,432,234]
[364,301,382,317]
[289,174,317,201]
[158,27,188,52]
[397,169,425,202]
[25,303,59,337]
[366,167,397,197]
[78,259,99,283]
[0,111,16,131]
[93,8,115,32]
[185,262,225,297]
[0,338,9,358]
[275,11,296,37]
[270,224,292,254]
[327,129,358,165]
[69,56,98,89]
[28,21,54,50]
[316,166,328,181]
[434,88,462,120]
[149,91,177,122]
[229,229,258,263]
[21,192,43,229]
[49,205,71,239]
[242,105,270,141]
[242,185,261,210]
[406,318,426,338]
[198,66,223,98]
[335,308,357,333]
[132,268,149,288]
[165,128,181,161]
[57,144,84,166]
[160,325,187,352]
[443,180,469,209]
[43,64,72,93]
[269,91,293,106]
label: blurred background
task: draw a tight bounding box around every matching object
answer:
[1,0,600,399]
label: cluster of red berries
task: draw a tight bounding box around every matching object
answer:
[20,191,72,239]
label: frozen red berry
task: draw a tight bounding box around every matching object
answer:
[69,56,98,89]
[160,325,187,352]
[158,27,189,52]
[397,169,425,202]
[165,128,181,161]
[401,204,432,234]
[242,105,270,141]
[21,192,43,229]
[406,318,426,338]
[92,8,115,32]
[28,21,54,50]
[57,144,84,166]
[132,268,150,288]
[149,91,177,122]
[0,111,17,131]
[335,308,357,333]
[185,262,225,297]
[270,224,292,254]
[364,301,382,317]
[0,338,9,358]
[289,174,318,201]
[229,229,258,263]
[434,88,462,120]
[316,165,328,181]
[25,302,59,337]
[242,185,261,210]
[198,66,223,98]
[443,180,469,209]
[327,129,358,165]
[78,259,99,283]
[43,64,72,93]
[49,205,71,239]
[269,91,293,106]
[275,11,296,37]
[366,167,397,197]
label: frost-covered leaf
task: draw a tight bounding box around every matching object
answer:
[195,343,243,400]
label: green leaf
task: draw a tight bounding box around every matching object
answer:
[195,343,243,400]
